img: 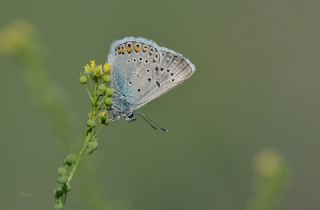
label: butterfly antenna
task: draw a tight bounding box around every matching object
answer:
[133,112,169,132]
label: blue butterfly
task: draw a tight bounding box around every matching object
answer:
[107,37,196,131]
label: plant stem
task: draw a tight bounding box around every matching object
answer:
[66,129,93,184]
[54,60,112,210]
[62,83,102,206]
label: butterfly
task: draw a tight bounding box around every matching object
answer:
[107,37,196,131]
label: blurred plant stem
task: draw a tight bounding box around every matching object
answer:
[80,163,114,210]
[245,149,292,210]
[0,20,78,146]
[0,20,112,210]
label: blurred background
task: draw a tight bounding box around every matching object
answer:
[0,0,319,210]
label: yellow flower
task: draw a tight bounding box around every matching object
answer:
[84,64,91,74]
[93,65,103,77]
[83,60,111,81]
[100,111,107,118]
[0,20,35,56]
[99,111,109,125]
[89,60,96,68]
[103,63,111,74]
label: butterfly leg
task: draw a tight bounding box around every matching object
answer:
[108,108,121,122]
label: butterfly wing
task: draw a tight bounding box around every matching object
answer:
[131,47,195,110]
[107,37,195,113]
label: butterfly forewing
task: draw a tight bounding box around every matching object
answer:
[132,48,195,110]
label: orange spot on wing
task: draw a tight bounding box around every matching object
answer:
[134,43,142,52]
[126,46,132,53]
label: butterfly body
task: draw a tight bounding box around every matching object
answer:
[107,37,195,121]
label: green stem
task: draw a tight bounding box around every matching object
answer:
[54,61,112,210]
[66,129,93,184]
[71,91,97,176]
[61,82,101,206]
[85,85,93,103]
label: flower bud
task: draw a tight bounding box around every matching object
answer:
[103,63,111,74]
[79,75,87,84]
[54,186,64,198]
[105,88,114,97]
[104,98,112,106]
[99,111,109,124]
[84,64,91,74]
[99,111,107,119]
[57,167,68,176]
[87,141,98,155]
[65,154,77,166]
[100,111,107,117]
[89,60,96,68]
[93,66,102,77]
[87,119,96,128]
[103,75,111,83]
[54,201,64,210]
[98,84,106,92]
[57,175,68,184]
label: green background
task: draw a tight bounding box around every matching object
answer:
[0,0,319,209]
